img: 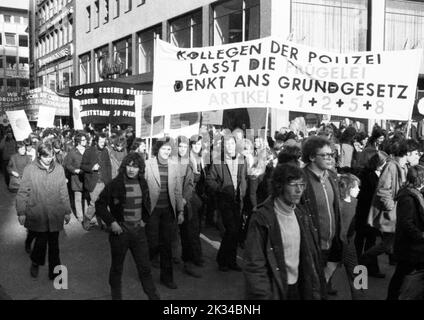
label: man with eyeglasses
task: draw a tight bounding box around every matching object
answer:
[244,164,326,300]
[300,136,342,295]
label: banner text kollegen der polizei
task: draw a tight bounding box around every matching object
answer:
[155,36,421,121]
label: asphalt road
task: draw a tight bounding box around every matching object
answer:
[0,172,394,300]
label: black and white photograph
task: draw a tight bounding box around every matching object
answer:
[1,0,424,306]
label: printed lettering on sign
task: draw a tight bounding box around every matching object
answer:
[153,37,422,120]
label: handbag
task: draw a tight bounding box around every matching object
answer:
[399,269,424,300]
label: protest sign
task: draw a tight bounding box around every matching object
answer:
[139,92,164,138]
[153,37,422,121]
[37,106,56,128]
[0,87,69,121]
[72,99,84,130]
[202,110,223,125]
[70,81,150,126]
[168,112,200,138]
[6,110,32,141]
[134,95,143,138]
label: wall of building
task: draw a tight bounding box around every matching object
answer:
[0,6,30,93]
[30,0,75,93]
[75,0,215,56]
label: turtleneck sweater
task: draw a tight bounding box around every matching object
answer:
[274,197,300,285]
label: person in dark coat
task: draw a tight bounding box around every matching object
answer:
[80,132,112,230]
[0,129,17,187]
[387,165,424,300]
[300,136,342,295]
[244,164,326,300]
[64,133,87,222]
[95,153,159,300]
[206,134,248,272]
[354,151,388,278]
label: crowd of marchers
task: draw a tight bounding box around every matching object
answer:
[0,120,424,300]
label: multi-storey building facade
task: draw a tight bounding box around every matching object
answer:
[0,0,30,93]
[29,0,75,94]
[74,0,424,132]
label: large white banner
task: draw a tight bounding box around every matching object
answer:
[37,106,56,128]
[72,99,84,130]
[153,37,422,120]
[6,110,32,141]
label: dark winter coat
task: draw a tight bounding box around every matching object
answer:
[393,187,424,264]
[243,197,327,300]
[205,154,248,212]
[80,145,112,192]
[301,167,342,262]
[64,147,84,191]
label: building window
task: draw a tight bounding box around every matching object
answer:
[58,28,63,47]
[7,79,17,90]
[47,72,57,91]
[114,0,120,18]
[0,58,3,68]
[138,25,161,74]
[19,57,29,70]
[124,0,132,12]
[113,36,132,77]
[6,56,16,69]
[0,34,2,45]
[95,0,100,28]
[19,35,29,47]
[20,79,29,91]
[58,65,72,90]
[23,17,29,25]
[104,0,110,23]
[291,0,368,52]
[86,5,91,32]
[5,33,16,45]
[4,15,11,23]
[79,53,91,85]
[94,45,109,81]
[386,0,424,51]
[212,0,260,45]
[169,10,202,48]
[69,19,73,42]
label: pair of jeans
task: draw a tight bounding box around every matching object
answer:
[387,261,424,300]
[84,182,104,226]
[109,224,158,300]
[2,160,10,187]
[363,232,395,259]
[354,225,380,273]
[30,231,60,276]
[216,200,241,268]
[74,191,86,220]
[180,193,202,264]
[146,206,175,283]
[342,240,365,300]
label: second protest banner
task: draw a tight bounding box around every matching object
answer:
[152,37,422,121]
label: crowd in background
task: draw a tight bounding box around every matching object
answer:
[0,118,424,300]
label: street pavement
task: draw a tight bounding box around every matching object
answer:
[0,172,394,300]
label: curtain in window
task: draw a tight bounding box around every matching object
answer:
[291,0,367,52]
